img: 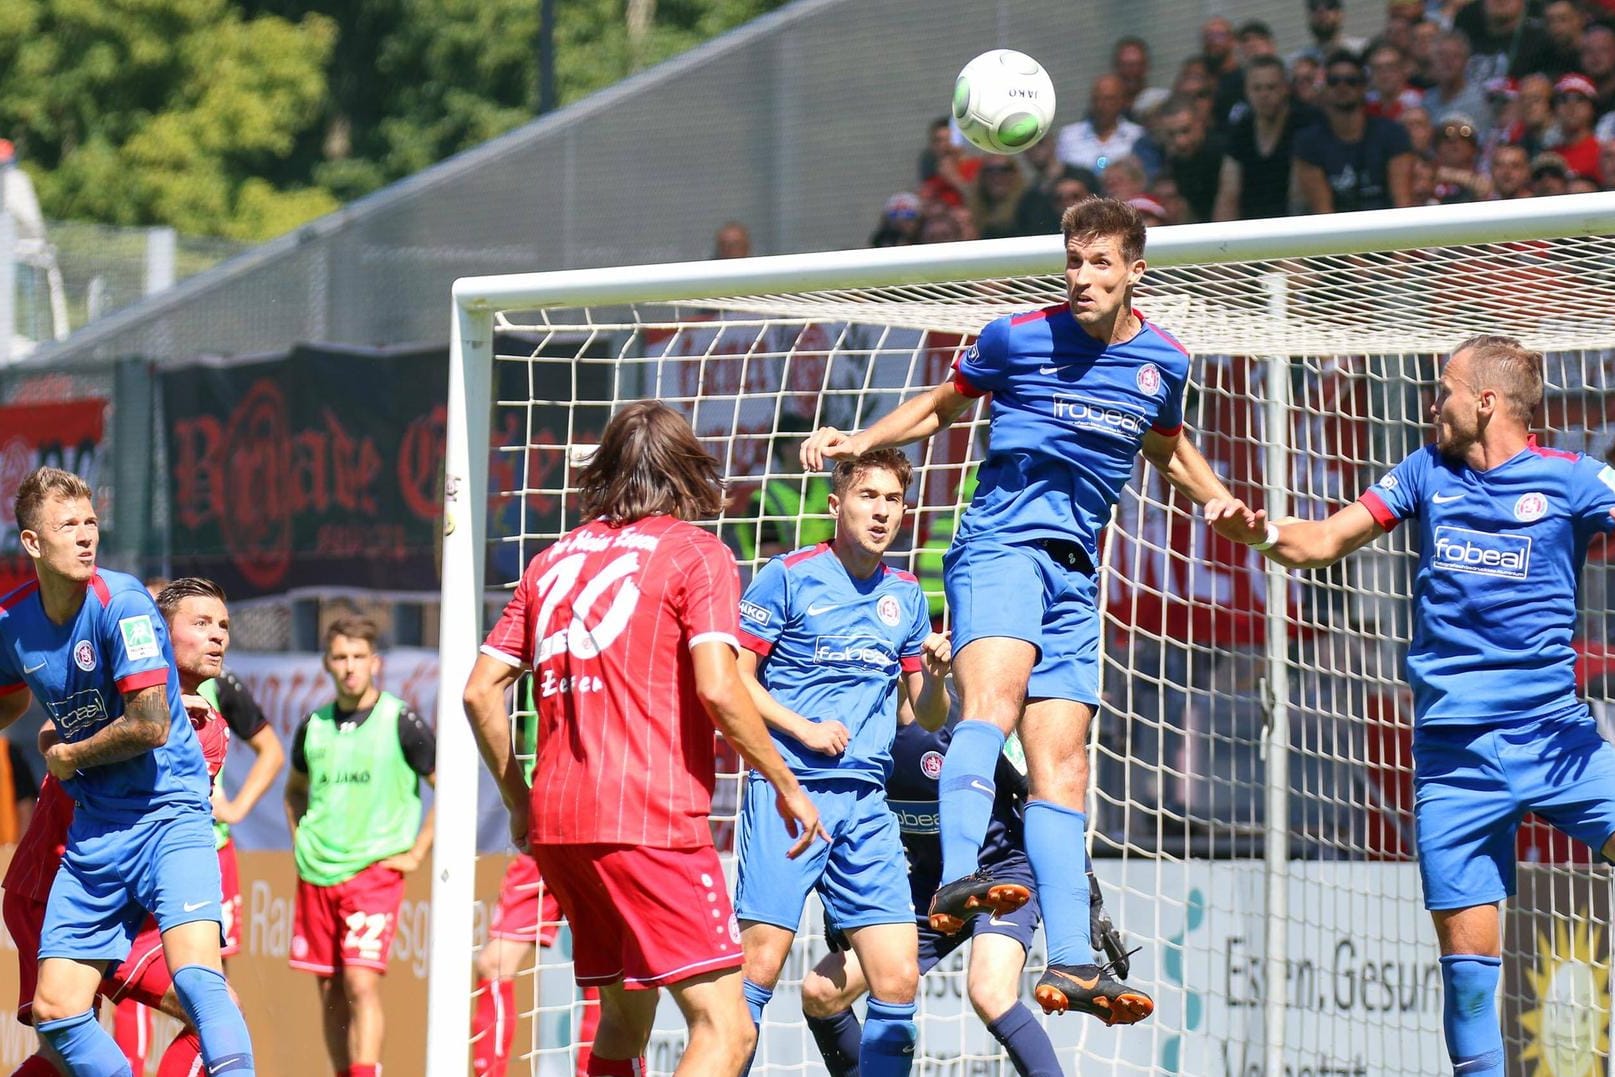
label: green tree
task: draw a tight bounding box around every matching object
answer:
[0,0,339,240]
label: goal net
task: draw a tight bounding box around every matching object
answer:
[431,194,1615,1077]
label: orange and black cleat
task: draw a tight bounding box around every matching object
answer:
[1034,961,1154,1025]
[926,871,1032,935]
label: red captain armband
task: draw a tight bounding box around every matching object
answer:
[1358,490,1399,531]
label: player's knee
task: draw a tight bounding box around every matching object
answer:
[967,976,1017,1023]
[800,970,850,1018]
[473,945,504,982]
[865,961,919,1006]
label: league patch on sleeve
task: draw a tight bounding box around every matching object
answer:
[118,615,160,661]
[1598,465,1615,496]
[739,600,771,626]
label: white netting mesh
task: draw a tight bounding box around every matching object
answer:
[469,228,1615,1075]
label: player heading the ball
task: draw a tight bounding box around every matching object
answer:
[465,400,827,1077]
[801,196,1261,1024]
[1223,335,1615,1077]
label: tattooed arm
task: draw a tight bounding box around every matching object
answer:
[43,684,172,780]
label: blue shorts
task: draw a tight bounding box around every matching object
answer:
[736,776,914,932]
[944,539,1099,705]
[1414,709,1615,911]
[41,809,223,963]
[826,866,1040,972]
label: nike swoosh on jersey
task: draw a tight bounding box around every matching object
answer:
[806,602,848,616]
[1432,492,1465,503]
[1040,365,1061,375]
[182,900,212,912]
[22,660,46,674]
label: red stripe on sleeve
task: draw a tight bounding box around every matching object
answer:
[116,668,169,694]
[737,629,774,657]
[1358,490,1399,531]
[899,655,923,673]
[951,369,987,399]
[1150,422,1183,438]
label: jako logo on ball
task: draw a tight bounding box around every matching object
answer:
[953,50,1056,155]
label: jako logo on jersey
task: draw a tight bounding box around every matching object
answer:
[812,634,895,668]
[919,750,945,780]
[1432,525,1531,579]
[1514,492,1548,522]
[73,640,95,672]
[1377,475,1399,491]
[1052,395,1147,438]
[889,798,941,834]
[1599,465,1615,496]
[45,688,109,737]
[877,595,901,627]
[1137,363,1161,395]
[739,600,771,626]
[319,770,373,785]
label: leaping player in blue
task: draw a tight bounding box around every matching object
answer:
[1224,335,1615,1077]
[0,467,255,1075]
[802,196,1258,1022]
[734,447,952,1076]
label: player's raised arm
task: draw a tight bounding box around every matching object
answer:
[691,640,828,858]
[1249,503,1387,571]
[800,379,975,470]
[901,631,953,732]
[1141,428,1265,544]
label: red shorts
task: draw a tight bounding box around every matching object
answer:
[218,839,242,958]
[489,855,563,947]
[533,843,740,990]
[104,919,170,1008]
[290,862,406,976]
[4,889,43,1024]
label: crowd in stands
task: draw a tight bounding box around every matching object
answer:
[872,0,1615,245]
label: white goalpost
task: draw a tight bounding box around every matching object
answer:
[432,193,1615,1077]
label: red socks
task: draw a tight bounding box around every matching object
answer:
[471,977,518,1075]
[112,999,150,1074]
[155,1029,204,1077]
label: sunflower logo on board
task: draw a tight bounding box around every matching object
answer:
[1518,920,1610,1075]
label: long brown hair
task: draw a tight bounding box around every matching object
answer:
[578,401,726,524]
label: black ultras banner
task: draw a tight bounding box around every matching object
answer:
[163,339,616,599]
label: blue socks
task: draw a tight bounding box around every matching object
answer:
[861,997,917,1076]
[805,1008,862,1076]
[1025,800,1091,966]
[1441,954,1503,1076]
[37,1009,131,1075]
[988,1001,1063,1077]
[173,964,255,1073]
[939,720,1006,883]
[739,978,774,1076]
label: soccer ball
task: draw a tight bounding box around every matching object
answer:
[952,49,1056,155]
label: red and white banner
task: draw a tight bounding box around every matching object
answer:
[0,399,108,595]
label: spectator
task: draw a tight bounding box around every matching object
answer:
[1380,0,1426,56]
[918,206,965,244]
[1056,74,1146,174]
[1013,164,1098,236]
[1453,0,1553,83]
[1216,55,1315,220]
[1292,55,1325,108]
[1602,139,1615,187]
[1156,95,1226,222]
[1401,105,1436,157]
[1201,16,1246,128]
[870,192,921,247]
[1489,142,1534,197]
[1409,155,1440,204]
[1112,36,1167,119]
[1173,61,1221,130]
[948,203,981,241]
[1581,24,1615,115]
[1100,155,1149,201]
[970,155,1027,239]
[1431,112,1489,201]
[1542,0,1588,80]
[1423,31,1493,129]
[1516,72,1557,155]
[1549,73,1603,180]
[1366,42,1424,119]
[1291,0,1369,67]
[1019,136,1067,195]
[714,221,750,259]
[1567,172,1602,192]
[286,615,436,1077]
[1237,20,1277,63]
[1295,50,1417,211]
[1127,195,1171,227]
[1147,177,1191,224]
[734,414,834,565]
[918,117,977,207]
[1530,150,1571,194]
[1409,18,1443,90]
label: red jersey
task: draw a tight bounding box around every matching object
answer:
[2,776,72,902]
[481,515,741,848]
[1,705,227,903]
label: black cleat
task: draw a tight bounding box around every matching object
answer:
[927,871,1032,935]
[1034,960,1154,1025]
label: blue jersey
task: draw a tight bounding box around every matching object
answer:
[1360,439,1615,728]
[737,543,930,785]
[888,721,1029,911]
[0,569,211,824]
[952,304,1190,560]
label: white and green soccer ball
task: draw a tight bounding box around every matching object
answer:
[952,49,1056,155]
